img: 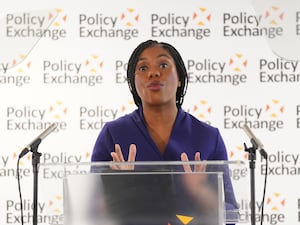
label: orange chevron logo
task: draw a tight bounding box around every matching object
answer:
[176,214,194,225]
[264,6,284,25]
[192,7,211,26]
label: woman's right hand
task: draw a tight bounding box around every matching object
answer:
[180,152,218,212]
[110,143,137,170]
[180,152,207,193]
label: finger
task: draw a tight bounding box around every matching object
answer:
[109,164,119,170]
[127,144,137,170]
[194,152,202,172]
[111,152,119,162]
[115,144,125,162]
[200,163,206,172]
[197,153,206,172]
[128,144,137,162]
[181,152,192,173]
[194,152,206,172]
[195,152,200,161]
[110,152,120,170]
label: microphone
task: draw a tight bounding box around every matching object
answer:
[19,122,58,159]
[242,124,268,159]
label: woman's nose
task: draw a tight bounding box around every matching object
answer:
[148,69,160,78]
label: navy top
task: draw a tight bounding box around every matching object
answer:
[92,107,228,162]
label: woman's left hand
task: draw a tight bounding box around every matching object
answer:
[110,143,137,170]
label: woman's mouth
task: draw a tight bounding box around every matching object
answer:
[147,81,163,91]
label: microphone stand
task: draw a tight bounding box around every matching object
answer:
[244,142,257,225]
[30,138,42,225]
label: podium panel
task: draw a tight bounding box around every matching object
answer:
[36,161,250,225]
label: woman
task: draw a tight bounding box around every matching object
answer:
[91,40,238,224]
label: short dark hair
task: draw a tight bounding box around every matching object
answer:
[127,40,188,107]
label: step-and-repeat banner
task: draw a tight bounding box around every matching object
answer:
[1,0,300,224]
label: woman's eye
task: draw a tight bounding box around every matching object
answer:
[160,63,168,68]
[138,65,147,71]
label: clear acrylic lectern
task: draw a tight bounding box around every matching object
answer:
[36,161,250,225]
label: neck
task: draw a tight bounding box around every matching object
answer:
[142,104,178,126]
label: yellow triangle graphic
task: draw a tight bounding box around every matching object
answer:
[176,214,194,225]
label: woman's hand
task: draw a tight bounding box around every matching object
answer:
[180,152,218,212]
[110,144,137,170]
[180,152,207,194]
[181,152,206,173]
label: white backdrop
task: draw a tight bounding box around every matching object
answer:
[1,0,300,224]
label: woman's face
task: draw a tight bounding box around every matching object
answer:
[134,45,180,107]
